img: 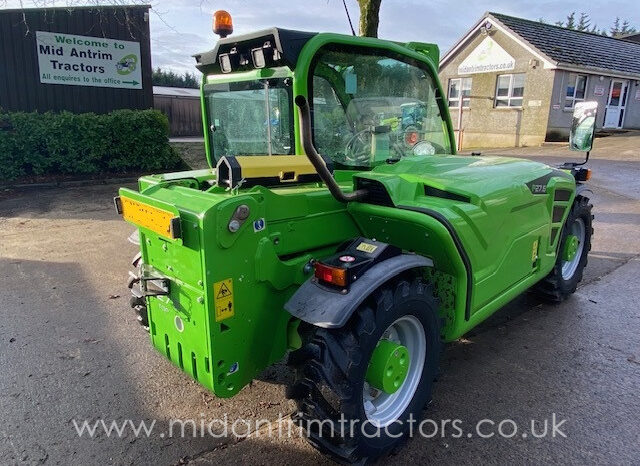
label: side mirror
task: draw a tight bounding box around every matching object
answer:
[569,101,598,153]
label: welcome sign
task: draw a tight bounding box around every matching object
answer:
[458,37,515,75]
[35,31,142,89]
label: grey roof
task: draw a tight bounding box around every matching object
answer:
[153,86,200,97]
[489,13,640,78]
[621,33,640,44]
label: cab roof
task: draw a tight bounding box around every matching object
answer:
[193,28,440,75]
[194,28,317,74]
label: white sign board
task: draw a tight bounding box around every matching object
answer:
[36,31,142,89]
[458,37,515,75]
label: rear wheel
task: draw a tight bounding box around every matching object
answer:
[287,276,441,463]
[535,196,593,301]
[128,252,149,330]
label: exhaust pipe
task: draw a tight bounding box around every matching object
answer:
[295,95,367,203]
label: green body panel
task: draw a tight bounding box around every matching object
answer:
[120,30,579,397]
[122,179,360,397]
[347,154,575,338]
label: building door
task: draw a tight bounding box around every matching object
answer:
[604,80,628,128]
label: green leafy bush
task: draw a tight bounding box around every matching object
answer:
[0,109,183,182]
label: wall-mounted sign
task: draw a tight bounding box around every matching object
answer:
[458,37,515,75]
[593,85,605,97]
[635,89,640,101]
[528,100,542,107]
[36,31,142,89]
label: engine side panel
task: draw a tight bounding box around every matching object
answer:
[350,154,576,340]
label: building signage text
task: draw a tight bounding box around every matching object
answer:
[36,31,142,89]
[458,37,515,75]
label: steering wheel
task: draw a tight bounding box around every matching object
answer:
[344,128,373,165]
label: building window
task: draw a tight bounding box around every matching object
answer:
[448,77,472,108]
[495,73,525,107]
[565,73,587,109]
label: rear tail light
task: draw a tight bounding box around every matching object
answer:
[314,263,348,287]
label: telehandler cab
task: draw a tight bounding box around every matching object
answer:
[116,11,594,463]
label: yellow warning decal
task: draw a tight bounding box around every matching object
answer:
[532,239,539,262]
[213,278,234,322]
[356,242,378,254]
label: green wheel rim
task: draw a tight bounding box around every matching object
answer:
[362,315,426,428]
[561,218,586,280]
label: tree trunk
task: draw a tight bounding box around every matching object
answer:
[357,0,382,38]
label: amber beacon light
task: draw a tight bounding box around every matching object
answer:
[213,10,233,38]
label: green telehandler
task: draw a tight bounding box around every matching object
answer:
[116,13,594,463]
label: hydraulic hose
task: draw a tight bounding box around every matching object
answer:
[295,95,368,203]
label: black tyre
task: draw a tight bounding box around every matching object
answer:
[128,252,149,330]
[535,195,593,302]
[287,276,441,464]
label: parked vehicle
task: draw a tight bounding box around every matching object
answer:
[116,12,594,463]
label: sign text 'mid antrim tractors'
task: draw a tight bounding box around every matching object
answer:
[36,31,142,89]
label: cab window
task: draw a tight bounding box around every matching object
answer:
[310,46,451,168]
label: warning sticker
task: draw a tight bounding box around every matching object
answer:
[356,242,378,254]
[213,278,234,322]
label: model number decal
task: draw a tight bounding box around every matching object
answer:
[530,184,547,194]
[526,170,572,195]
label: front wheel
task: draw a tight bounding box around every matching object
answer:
[287,276,441,463]
[535,196,593,301]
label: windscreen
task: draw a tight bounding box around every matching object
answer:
[204,78,293,159]
[311,46,451,168]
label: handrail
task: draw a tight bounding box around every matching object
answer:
[295,95,367,203]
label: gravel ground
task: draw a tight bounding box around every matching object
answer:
[1,133,638,465]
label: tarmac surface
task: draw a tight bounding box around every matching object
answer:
[1,133,639,465]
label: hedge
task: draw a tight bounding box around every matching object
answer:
[0,109,184,182]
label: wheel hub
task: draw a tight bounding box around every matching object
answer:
[365,340,410,394]
[563,234,579,261]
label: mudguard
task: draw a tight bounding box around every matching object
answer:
[576,183,593,198]
[284,254,433,328]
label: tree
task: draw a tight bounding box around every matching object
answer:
[576,12,591,31]
[565,12,576,30]
[549,12,638,37]
[357,0,382,38]
[152,68,199,88]
[620,19,637,36]
[610,17,621,36]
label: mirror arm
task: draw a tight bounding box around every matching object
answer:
[576,150,590,166]
[560,150,590,170]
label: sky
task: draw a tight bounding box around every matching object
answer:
[3,0,640,74]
